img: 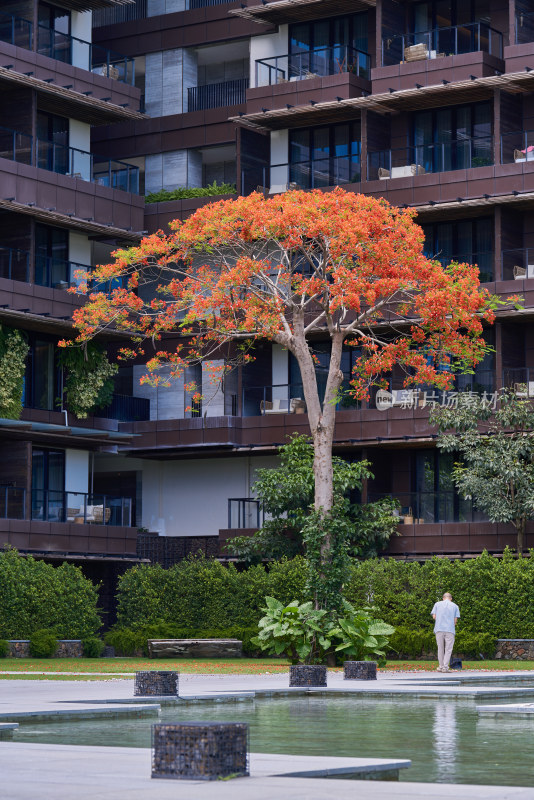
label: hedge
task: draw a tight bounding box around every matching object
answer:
[115,556,308,631]
[104,623,260,657]
[345,549,534,639]
[112,550,534,655]
[0,547,101,639]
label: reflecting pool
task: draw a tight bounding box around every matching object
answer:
[12,695,534,786]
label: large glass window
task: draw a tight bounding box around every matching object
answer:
[289,13,368,77]
[35,224,69,287]
[37,111,69,175]
[422,217,493,282]
[31,448,65,521]
[413,102,492,172]
[23,334,60,411]
[289,123,361,188]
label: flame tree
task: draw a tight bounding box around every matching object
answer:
[67,188,496,604]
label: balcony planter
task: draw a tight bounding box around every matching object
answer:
[289,664,327,687]
[343,660,377,681]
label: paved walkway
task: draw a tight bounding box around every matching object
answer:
[1,670,534,799]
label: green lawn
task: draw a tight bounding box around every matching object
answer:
[0,657,533,679]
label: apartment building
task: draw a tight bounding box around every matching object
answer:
[1,0,533,596]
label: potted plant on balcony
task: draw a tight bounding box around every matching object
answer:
[328,600,395,680]
[251,597,331,686]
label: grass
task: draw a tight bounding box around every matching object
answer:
[0,657,533,679]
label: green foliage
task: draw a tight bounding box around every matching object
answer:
[0,639,8,658]
[59,342,118,419]
[82,637,105,658]
[104,623,261,657]
[145,182,237,203]
[431,391,534,552]
[303,504,352,611]
[388,627,496,659]
[115,555,308,631]
[345,549,534,638]
[252,597,331,664]
[227,436,399,567]
[0,548,101,638]
[328,600,395,660]
[0,326,29,419]
[29,629,58,658]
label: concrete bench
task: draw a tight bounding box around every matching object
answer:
[147,639,243,658]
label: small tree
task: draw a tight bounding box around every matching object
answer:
[67,188,496,603]
[228,434,399,569]
[431,391,534,554]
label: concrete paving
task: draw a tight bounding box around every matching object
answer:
[2,670,534,799]
[0,742,532,800]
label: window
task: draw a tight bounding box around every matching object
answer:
[38,3,71,63]
[289,14,369,77]
[23,334,60,411]
[413,102,492,172]
[289,123,361,188]
[34,224,69,287]
[31,448,65,521]
[422,218,493,281]
[37,112,69,175]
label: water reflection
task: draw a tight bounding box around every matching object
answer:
[433,702,458,782]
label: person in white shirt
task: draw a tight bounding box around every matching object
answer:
[431,592,460,673]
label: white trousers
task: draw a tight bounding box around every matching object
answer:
[435,631,455,669]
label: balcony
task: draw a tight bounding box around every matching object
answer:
[501,131,534,165]
[255,46,370,87]
[0,125,32,165]
[503,368,534,396]
[368,491,484,524]
[187,78,249,112]
[432,252,493,283]
[502,248,534,281]
[367,137,493,180]
[382,22,503,66]
[32,490,132,527]
[228,498,263,529]
[0,13,134,84]
[97,393,151,422]
[265,155,361,193]
[0,246,30,283]
[36,139,139,193]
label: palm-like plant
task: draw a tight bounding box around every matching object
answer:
[328,600,395,661]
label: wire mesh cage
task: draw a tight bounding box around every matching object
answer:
[289,664,327,687]
[343,661,377,681]
[134,671,179,696]
[151,722,249,780]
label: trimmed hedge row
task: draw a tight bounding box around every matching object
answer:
[0,548,101,639]
[105,623,259,657]
[389,627,497,659]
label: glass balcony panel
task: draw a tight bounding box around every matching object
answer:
[0,13,32,49]
[32,490,133,525]
[382,22,502,66]
[501,248,534,281]
[228,498,263,529]
[0,126,33,165]
[368,137,493,180]
[516,11,534,44]
[367,491,485,523]
[0,247,30,282]
[255,46,370,87]
[0,486,26,519]
[501,131,534,165]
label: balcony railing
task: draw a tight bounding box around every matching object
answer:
[267,155,361,193]
[0,14,134,83]
[431,251,493,283]
[97,393,151,422]
[502,368,534,397]
[255,46,370,87]
[516,11,534,44]
[187,78,249,111]
[228,498,263,529]
[0,486,26,520]
[0,246,30,282]
[502,248,534,281]
[32,490,132,526]
[368,491,485,524]
[37,23,135,83]
[36,139,139,193]
[93,0,147,27]
[186,0,232,7]
[368,137,493,180]
[382,22,503,66]
[501,130,534,165]
[0,125,32,165]
[242,383,306,417]
[0,13,32,49]
[34,256,89,289]
[368,371,495,408]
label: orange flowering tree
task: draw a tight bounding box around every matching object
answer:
[68,188,495,590]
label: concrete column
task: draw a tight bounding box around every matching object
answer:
[145,49,184,117]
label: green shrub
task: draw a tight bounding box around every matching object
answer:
[82,637,105,658]
[104,624,262,658]
[29,629,58,658]
[0,639,8,658]
[0,547,101,639]
[345,549,534,639]
[145,182,237,203]
[387,627,497,659]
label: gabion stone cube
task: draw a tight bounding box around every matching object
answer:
[289,664,327,687]
[152,722,249,780]
[134,670,178,696]
[343,660,377,680]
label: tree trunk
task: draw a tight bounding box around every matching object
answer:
[515,518,525,556]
